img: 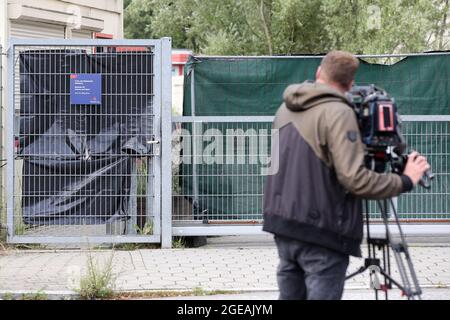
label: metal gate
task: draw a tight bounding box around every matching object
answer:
[6,38,172,247]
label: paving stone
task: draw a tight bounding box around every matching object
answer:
[0,244,450,293]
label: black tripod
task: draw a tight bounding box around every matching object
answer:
[346,198,422,300]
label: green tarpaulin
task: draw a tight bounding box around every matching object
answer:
[180,54,450,221]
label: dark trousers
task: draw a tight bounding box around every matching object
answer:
[275,235,349,300]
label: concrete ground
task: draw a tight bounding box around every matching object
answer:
[0,235,449,300]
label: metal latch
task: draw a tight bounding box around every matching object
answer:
[147,140,160,156]
[369,265,382,290]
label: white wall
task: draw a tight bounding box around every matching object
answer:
[7,0,123,39]
[172,76,184,116]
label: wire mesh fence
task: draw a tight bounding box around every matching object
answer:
[172,118,272,223]
[172,116,450,225]
[7,39,171,243]
[173,52,450,235]
[396,118,450,220]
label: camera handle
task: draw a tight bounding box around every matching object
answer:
[400,150,435,189]
[393,152,435,189]
[419,169,435,189]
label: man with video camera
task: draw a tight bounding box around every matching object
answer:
[262,51,430,300]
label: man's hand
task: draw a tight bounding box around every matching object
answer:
[403,151,431,185]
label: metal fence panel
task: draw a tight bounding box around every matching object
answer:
[397,119,450,220]
[172,115,450,232]
[7,38,171,244]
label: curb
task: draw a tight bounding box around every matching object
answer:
[0,290,79,300]
[2,284,450,300]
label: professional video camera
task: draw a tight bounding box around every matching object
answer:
[345,85,435,300]
[347,85,433,188]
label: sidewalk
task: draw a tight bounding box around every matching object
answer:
[0,235,449,299]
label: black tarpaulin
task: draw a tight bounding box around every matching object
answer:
[19,49,154,225]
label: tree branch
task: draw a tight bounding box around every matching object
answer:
[259,0,273,55]
[242,13,265,42]
[438,0,449,50]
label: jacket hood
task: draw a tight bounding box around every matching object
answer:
[283,81,350,112]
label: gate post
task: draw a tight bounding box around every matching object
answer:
[161,37,173,248]
[6,40,14,241]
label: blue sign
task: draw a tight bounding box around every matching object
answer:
[70,74,102,105]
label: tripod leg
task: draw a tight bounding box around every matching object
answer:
[345,266,368,280]
[383,244,390,300]
[375,199,423,299]
[389,199,422,299]
[377,268,407,293]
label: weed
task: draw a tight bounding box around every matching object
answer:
[192,286,206,296]
[188,287,236,297]
[116,243,138,251]
[13,244,47,250]
[111,289,241,300]
[136,159,148,196]
[78,250,115,300]
[21,290,48,300]
[172,237,185,249]
[14,220,27,236]
[0,228,6,251]
[135,221,153,236]
[115,221,159,250]
[2,293,14,300]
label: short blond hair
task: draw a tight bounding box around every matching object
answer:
[320,51,359,88]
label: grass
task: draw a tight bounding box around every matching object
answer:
[110,288,241,300]
[435,282,448,288]
[12,244,48,250]
[172,237,185,249]
[14,220,27,236]
[116,242,160,250]
[0,227,6,251]
[0,201,6,248]
[21,290,48,300]
[191,287,238,296]
[77,250,116,300]
[137,160,148,196]
[1,291,48,300]
[0,226,47,251]
[1,289,242,301]
[135,221,153,236]
[192,286,207,296]
[115,221,160,250]
[1,293,14,300]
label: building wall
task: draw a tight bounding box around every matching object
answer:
[5,0,123,40]
[172,76,184,116]
[171,50,192,115]
[0,0,124,224]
